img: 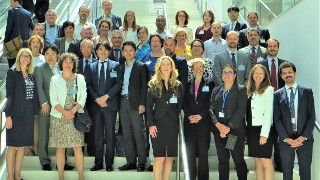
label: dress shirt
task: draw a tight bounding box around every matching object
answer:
[203,37,227,60]
[98,59,109,80]
[285,83,298,123]
[121,60,135,95]
[83,56,93,72]
[267,57,279,86]
[50,63,60,75]
[136,42,151,61]
[74,22,98,40]
[227,49,238,64]
[33,55,45,67]
[45,22,58,44]
[154,30,171,39]
[248,45,259,54]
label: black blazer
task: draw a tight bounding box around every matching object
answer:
[183,78,214,127]
[209,83,247,129]
[257,58,286,90]
[172,54,188,87]
[77,57,98,75]
[274,85,315,141]
[221,21,247,39]
[4,69,39,118]
[43,23,63,39]
[108,47,126,65]
[146,82,184,127]
[238,27,270,48]
[120,61,148,109]
[67,40,83,59]
[86,60,122,111]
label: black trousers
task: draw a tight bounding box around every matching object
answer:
[271,125,282,168]
[213,127,247,180]
[85,109,95,156]
[184,120,211,180]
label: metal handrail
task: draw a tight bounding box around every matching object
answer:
[315,121,320,133]
[176,113,190,180]
[258,0,277,18]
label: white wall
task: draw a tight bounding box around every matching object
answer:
[266,0,320,179]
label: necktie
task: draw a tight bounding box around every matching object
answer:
[84,60,89,74]
[251,47,256,65]
[289,87,297,131]
[98,62,105,95]
[114,49,119,61]
[230,23,234,31]
[271,59,278,90]
[231,53,236,67]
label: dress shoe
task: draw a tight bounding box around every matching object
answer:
[64,164,74,170]
[106,165,113,171]
[118,163,136,171]
[147,165,153,172]
[42,164,52,171]
[90,165,103,171]
[137,163,145,172]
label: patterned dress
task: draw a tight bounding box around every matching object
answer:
[48,78,84,148]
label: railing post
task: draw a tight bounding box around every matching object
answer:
[176,130,180,180]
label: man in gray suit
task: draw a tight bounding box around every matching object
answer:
[214,31,251,85]
[239,28,267,66]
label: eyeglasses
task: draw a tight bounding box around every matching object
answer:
[178,15,186,18]
[151,40,161,44]
[20,55,31,58]
[45,53,57,57]
[46,14,57,17]
[222,71,234,76]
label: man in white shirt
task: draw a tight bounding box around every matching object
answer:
[74,6,98,40]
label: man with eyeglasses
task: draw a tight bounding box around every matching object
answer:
[74,6,98,40]
[43,9,63,44]
[214,31,251,85]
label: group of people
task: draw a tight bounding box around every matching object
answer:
[3,0,315,180]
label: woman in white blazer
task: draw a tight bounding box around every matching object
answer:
[49,53,87,180]
[246,64,274,180]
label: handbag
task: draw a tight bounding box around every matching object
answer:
[73,75,92,132]
[3,8,23,59]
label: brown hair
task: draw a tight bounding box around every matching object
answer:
[175,10,189,26]
[58,52,78,73]
[247,64,272,95]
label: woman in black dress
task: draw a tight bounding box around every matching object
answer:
[146,56,183,180]
[246,64,274,180]
[5,48,39,180]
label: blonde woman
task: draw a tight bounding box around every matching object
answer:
[5,48,39,180]
[120,10,139,43]
[146,56,183,180]
[174,28,192,61]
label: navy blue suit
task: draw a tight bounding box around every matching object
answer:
[274,85,315,180]
[238,27,270,48]
[95,14,122,31]
[86,59,122,167]
[221,21,247,39]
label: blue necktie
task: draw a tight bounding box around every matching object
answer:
[98,62,105,95]
[231,53,236,67]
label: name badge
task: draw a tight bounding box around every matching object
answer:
[199,30,204,34]
[110,71,117,78]
[219,112,225,118]
[291,118,296,124]
[70,88,77,94]
[146,60,152,65]
[183,53,189,59]
[115,21,119,27]
[257,56,264,62]
[202,86,209,92]
[238,65,245,71]
[170,97,178,104]
[260,38,266,43]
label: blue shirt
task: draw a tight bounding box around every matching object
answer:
[121,60,135,95]
[45,22,59,44]
[136,42,151,62]
[98,59,109,80]
[141,53,160,78]
[203,37,227,60]
[82,56,93,72]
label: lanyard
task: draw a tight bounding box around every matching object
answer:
[222,90,229,111]
[287,87,298,114]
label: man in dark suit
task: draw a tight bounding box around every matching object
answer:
[117,41,148,172]
[22,23,51,49]
[274,62,315,180]
[108,30,125,65]
[257,38,286,172]
[68,25,94,60]
[43,9,63,44]
[86,42,122,171]
[221,6,247,39]
[238,12,270,48]
[77,39,97,156]
[4,0,34,68]
[95,0,122,37]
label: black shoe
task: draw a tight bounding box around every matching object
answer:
[106,165,113,171]
[118,163,136,171]
[90,164,103,171]
[137,163,145,172]
[147,165,153,172]
[42,164,52,171]
[64,163,74,170]
[275,166,283,172]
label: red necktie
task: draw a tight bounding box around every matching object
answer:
[271,59,278,90]
[251,47,256,65]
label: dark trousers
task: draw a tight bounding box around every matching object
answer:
[279,139,313,180]
[38,112,50,165]
[184,120,211,180]
[119,98,146,164]
[94,107,117,166]
[271,125,282,168]
[85,109,95,156]
[213,128,247,180]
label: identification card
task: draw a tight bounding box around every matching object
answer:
[115,21,119,28]
[183,53,189,59]
[202,86,209,92]
[199,30,204,34]
[238,65,245,71]
[146,60,152,65]
[257,56,264,62]
[170,97,178,104]
[291,118,296,124]
[260,38,265,43]
[219,112,224,118]
[70,88,77,94]
[110,71,117,78]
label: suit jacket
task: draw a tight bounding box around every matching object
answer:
[239,45,267,64]
[95,13,122,31]
[67,40,82,59]
[209,83,247,130]
[257,58,286,90]
[221,21,247,39]
[120,61,148,109]
[22,37,51,48]
[213,50,251,85]
[43,23,63,40]
[146,82,184,127]
[108,47,126,65]
[171,54,189,87]
[4,5,34,43]
[86,60,122,111]
[77,57,98,75]
[274,85,315,141]
[4,68,39,118]
[34,62,54,106]
[238,27,270,48]
[54,37,79,53]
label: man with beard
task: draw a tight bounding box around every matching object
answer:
[154,15,171,39]
[258,38,287,172]
[274,62,315,180]
[213,31,251,85]
[74,6,98,40]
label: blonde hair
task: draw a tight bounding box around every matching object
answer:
[15,48,34,74]
[148,56,180,98]
[190,58,206,69]
[174,28,187,39]
[246,64,272,96]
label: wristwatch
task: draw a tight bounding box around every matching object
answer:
[303,136,308,141]
[283,138,288,142]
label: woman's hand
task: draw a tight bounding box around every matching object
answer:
[259,136,267,145]
[149,126,158,138]
[215,122,230,135]
[6,117,12,129]
[63,110,75,120]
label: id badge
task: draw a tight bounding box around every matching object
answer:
[219,112,224,118]
[260,38,266,43]
[257,56,264,62]
[170,96,178,104]
[199,30,204,34]
[238,65,245,71]
[110,71,117,78]
[70,88,77,94]
[202,86,209,92]
[183,53,189,59]
[146,60,152,65]
[291,118,296,124]
[115,21,119,27]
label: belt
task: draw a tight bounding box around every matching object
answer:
[121,94,129,99]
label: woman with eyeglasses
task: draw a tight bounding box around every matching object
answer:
[169,10,193,44]
[5,48,39,180]
[209,64,248,180]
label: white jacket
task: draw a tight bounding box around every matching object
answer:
[250,86,274,138]
[50,74,87,118]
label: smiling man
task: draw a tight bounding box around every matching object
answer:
[74,6,98,40]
